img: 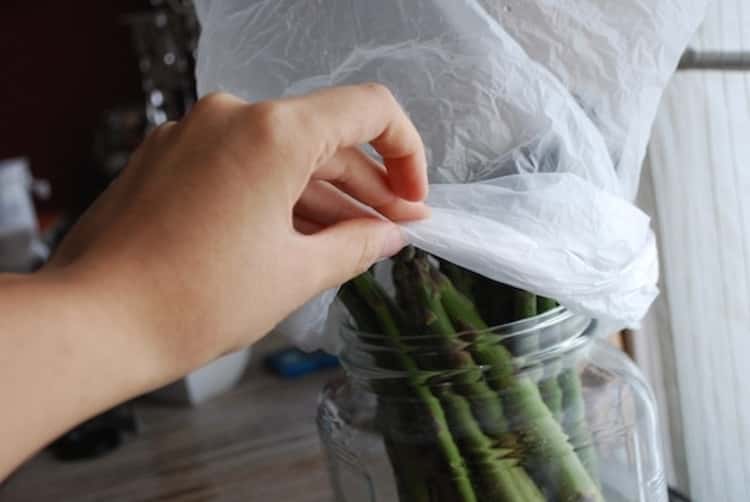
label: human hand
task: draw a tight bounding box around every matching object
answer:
[47,84,429,381]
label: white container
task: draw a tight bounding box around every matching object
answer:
[0,158,43,272]
[149,348,251,405]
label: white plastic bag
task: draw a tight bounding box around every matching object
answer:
[194,0,706,350]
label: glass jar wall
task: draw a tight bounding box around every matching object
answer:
[318,308,665,502]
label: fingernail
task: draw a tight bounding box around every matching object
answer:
[380,226,406,259]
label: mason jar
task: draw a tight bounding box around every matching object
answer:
[317,307,665,502]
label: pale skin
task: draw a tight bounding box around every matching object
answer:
[0,84,430,479]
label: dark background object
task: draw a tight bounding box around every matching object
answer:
[668,487,691,502]
[0,1,150,211]
[678,48,750,71]
[50,404,139,461]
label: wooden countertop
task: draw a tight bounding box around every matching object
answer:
[0,337,340,502]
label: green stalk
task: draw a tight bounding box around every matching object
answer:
[339,283,432,502]
[537,296,558,313]
[438,260,477,303]
[535,295,600,485]
[397,251,544,501]
[538,372,563,422]
[434,268,604,502]
[436,386,545,501]
[339,282,380,333]
[508,286,538,356]
[474,278,514,326]
[348,273,478,502]
[559,367,600,486]
[537,297,564,422]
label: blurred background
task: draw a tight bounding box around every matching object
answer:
[0,0,748,501]
[0,0,197,219]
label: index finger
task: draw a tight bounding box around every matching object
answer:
[284,83,428,202]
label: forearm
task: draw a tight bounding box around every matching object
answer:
[0,270,165,479]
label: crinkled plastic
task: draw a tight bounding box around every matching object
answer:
[195,0,706,351]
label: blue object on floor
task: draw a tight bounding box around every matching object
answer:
[264,347,339,378]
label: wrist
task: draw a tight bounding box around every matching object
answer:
[36,263,178,394]
[0,268,176,476]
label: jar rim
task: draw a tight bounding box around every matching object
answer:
[340,305,589,344]
[338,306,595,380]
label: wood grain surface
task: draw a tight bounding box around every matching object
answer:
[0,336,340,502]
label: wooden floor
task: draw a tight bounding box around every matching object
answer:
[0,337,340,502]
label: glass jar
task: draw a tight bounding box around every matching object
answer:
[317,308,665,502]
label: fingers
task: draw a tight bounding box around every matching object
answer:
[186,87,430,226]
[304,218,406,291]
[282,83,429,203]
[314,148,430,222]
[293,215,324,235]
[295,180,375,227]
[295,178,429,231]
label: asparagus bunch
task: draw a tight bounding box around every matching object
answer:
[339,247,604,501]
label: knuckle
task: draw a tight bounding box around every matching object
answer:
[244,101,292,144]
[196,91,234,110]
[188,92,241,121]
[362,82,395,103]
[333,164,352,186]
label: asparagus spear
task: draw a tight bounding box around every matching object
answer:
[475,279,515,327]
[534,294,599,484]
[444,266,540,370]
[537,297,564,422]
[432,264,604,502]
[396,251,544,501]
[348,273,478,502]
[341,254,605,501]
[438,260,477,303]
[537,296,559,313]
[559,367,600,485]
[436,386,545,501]
[509,287,538,356]
[339,283,433,502]
[339,281,380,333]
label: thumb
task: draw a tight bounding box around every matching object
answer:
[307,218,405,290]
